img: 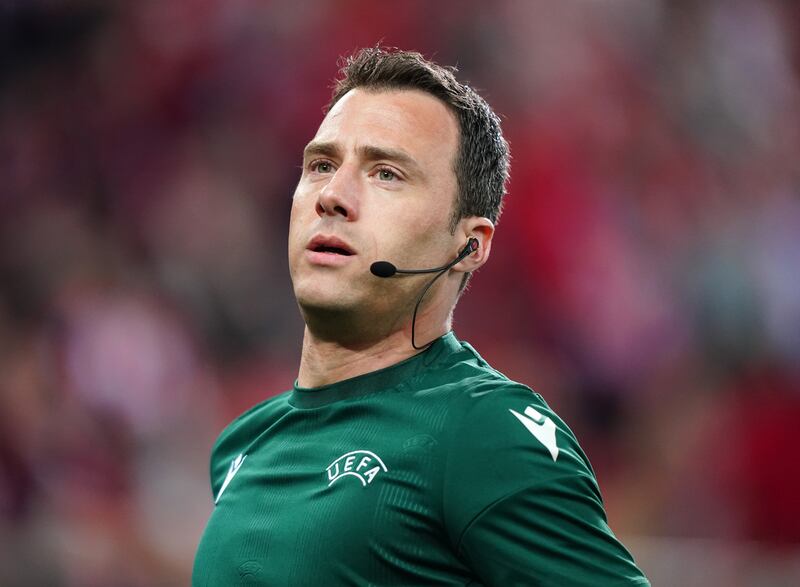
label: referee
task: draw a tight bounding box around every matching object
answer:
[193,47,649,586]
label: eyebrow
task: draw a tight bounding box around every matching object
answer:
[303,141,340,161]
[302,141,425,179]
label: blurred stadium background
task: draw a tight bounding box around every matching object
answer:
[1,1,799,585]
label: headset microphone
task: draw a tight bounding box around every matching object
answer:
[370,238,478,278]
[370,238,479,349]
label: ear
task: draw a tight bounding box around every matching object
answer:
[452,216,494,275]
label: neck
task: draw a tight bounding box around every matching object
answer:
[297,305,453,388]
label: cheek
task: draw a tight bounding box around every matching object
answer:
[289,187,316,229]
[288,199,311,258]
[397,205,447,243]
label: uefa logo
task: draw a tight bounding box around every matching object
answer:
[326,450,388,487]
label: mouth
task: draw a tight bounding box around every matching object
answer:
[311,245,353,256]
[307,236,356,257]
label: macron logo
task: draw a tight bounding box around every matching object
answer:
[215,453,246,504]
[326,450,388,487]
[509,406,560,461]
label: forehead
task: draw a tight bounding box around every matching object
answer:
[313,88,459,169]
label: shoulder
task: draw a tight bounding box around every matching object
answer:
[209,390,293,483]
[213,390,293,454]
[441,365,589,480]
[435,346,649,584]
[433,340,576,452]
[435,341,599,529]
[439,345,592,481]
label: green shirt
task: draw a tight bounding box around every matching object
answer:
[193,332,649,586]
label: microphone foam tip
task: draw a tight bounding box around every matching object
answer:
[370,261,397,278]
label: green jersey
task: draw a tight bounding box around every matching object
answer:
[193,332,649,586]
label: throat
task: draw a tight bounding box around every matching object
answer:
[297,327,420,388]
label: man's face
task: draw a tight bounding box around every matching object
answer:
[288,88,460,324]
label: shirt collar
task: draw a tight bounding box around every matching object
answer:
[289,331,461,409]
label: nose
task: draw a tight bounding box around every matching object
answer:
[316,165,359,221]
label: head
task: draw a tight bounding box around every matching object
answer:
[288,48,510,343]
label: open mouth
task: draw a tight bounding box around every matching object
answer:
[308,235,356,257]
[312,244,353,256]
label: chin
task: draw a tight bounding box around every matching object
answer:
[293,280,357,313]
[296,294,354,315]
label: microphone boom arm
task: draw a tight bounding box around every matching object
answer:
[369,238,479,349]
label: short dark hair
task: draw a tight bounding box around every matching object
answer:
[328,47,510,233]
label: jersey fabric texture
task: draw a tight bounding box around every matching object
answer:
[193,332,649,586]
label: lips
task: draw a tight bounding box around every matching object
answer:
[306,235,356,256]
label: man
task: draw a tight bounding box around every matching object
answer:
[193,48,649,586]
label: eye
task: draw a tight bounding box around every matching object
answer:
[376,167,397,181]
[310,160,334,174]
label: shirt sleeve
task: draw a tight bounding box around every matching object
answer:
[442,382,649,586]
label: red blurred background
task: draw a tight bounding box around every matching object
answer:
[1,1,799,585]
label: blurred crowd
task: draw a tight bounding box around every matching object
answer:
[1,1,799,585]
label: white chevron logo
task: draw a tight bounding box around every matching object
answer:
[215,453,246,504]
[509,406,559,461]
